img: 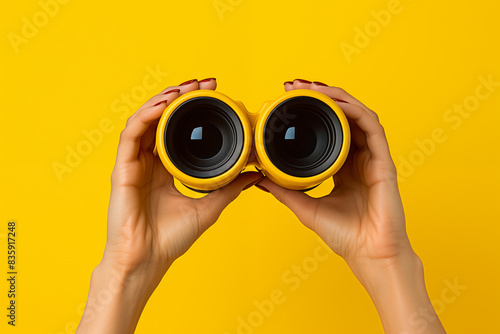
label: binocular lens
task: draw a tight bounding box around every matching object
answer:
[157,89,349,192]
[186,123,223,159]
[263,96,344,177]
[164,97,244,178]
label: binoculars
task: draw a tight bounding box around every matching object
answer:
[155,89,351,192]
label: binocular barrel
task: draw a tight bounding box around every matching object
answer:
[156,89,350,192]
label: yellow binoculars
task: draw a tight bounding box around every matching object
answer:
[155,89,350,192]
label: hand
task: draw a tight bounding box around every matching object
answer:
[77,78,262,334]
[105,78,261,280]
[258,79,409,265]
[257,79,446,333]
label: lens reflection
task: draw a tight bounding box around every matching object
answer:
[187,124,223,159]
[282,125,316,159]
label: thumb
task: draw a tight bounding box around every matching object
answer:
[197,172,264,228]
[256,178,318,230]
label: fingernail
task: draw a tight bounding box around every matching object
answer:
[313,81,328,87]
[255,184,269,193]
[179,79,198,86]
[296,79,311,84]
[198,78,216,83]
[153,100,168,106]
[333,98,348,103]
[162,89,180,95]
[284,81,293,85]
[243,177,265,191]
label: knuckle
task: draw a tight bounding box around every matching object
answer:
[110,169,119,185]
[372,161,398,184]
[228,192,239,203]
[222,187,238,203]
[125,116,133,127]
[274,192,284,204]
[383,166,398,183]
[376,123,386,134]
[161,86,176,94]
[119,129,129,143]
[332,87,347,95]
[389,160,397,172]
[213,188,232,204]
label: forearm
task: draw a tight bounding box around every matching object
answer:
[348,252,446,334]
[76,261,159,334]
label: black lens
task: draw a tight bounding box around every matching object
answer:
[280,125,317,159]
[186,124,223,159]
[263,96,344,177]
[164,97,244,178]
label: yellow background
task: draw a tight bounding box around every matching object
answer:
[1,0,499,333]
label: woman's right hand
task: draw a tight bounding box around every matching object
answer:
[257,79,446,334]
[258,79,411,267]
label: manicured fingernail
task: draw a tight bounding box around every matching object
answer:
[313,81,328,87]
[296,79,311,84]
[333,98,348,103]
[284,81,293,85]
[255,184,269,193]
[162,89,181,95]
[243,177,265,191]
[153,100,168,106]
[179,79,198,86]
[198,78,216,83]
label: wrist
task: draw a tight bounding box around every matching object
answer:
[77,260,166,334]
[347,252,445,333]
[100,244,172,288]
[92,260,151,300]
[96,252,170,301]
[347,250,423,294]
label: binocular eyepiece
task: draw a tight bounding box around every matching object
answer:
[156,89,350,192]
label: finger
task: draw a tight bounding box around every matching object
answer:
[140,118,160,151]
[117,92,180,163]
[347,118,367,150]
[126,88,180,126]
[177,78,199,94]
[125,78,211,155]
[197,172,264,229]
[284,81,294,92]
[128,78,200,125]
[338,102,392,162]
[331,140,357,191]
[292,78,313,90]
[198,77,217,90]
[159,86,180,94]
[137,78,198,113]
[310,85,379,121]
[256,178,318,231]
[310,84,369,109]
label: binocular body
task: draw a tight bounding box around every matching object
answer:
[155,89,350,192]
